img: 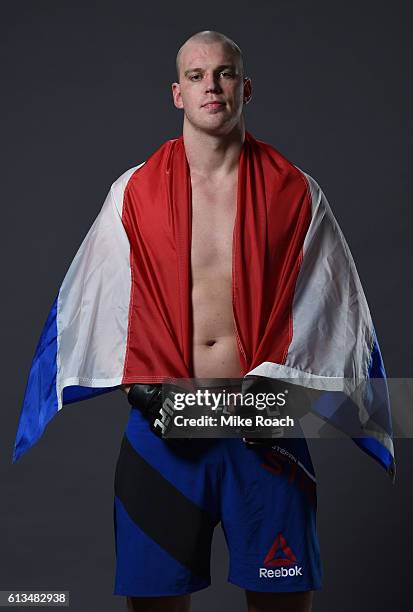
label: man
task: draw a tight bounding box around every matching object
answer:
[116,31,319,612]
[13,29,395,612]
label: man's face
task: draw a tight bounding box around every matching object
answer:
[172,41,251,135]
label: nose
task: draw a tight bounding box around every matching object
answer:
[204,71,222,93]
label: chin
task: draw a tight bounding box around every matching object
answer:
[193,118,234,136]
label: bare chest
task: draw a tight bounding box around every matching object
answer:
[189,175,241,377]
[190,179,237,278]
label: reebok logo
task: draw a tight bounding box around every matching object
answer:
[259,532,303,578]
[259,565,303,578]
[263,532,297,567]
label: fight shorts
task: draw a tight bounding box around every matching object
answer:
[113,403,323,596]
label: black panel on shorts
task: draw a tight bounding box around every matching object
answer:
[114,435,215,580]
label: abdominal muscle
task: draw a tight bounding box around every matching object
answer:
[191,276,242,379]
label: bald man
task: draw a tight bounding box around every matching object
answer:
[116,31,321,612]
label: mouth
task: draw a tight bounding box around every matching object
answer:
[202,102,226,111]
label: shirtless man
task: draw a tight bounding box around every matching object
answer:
[119,31,318,612]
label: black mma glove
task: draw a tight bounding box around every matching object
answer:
[240,376,281,449]
[127,383,172,438]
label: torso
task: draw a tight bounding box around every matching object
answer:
[190,171,242,379]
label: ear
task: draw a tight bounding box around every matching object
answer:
[243,77,253,105]
[171,82,184,109]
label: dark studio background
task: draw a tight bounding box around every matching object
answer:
[1,1,412,610]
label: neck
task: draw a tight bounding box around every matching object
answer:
[182,118,246,180]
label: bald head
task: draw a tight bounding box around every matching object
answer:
[175,30,244,82]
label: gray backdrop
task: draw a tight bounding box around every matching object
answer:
[1,1,411,610]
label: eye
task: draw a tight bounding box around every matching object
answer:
[220,71,235,78]
[189,74,202,81]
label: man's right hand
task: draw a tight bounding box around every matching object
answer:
[127,383,170,438]
[121,385,131,395]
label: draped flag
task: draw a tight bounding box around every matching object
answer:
[13,131,395,481]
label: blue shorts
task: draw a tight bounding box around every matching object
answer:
[113,406,323,597]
